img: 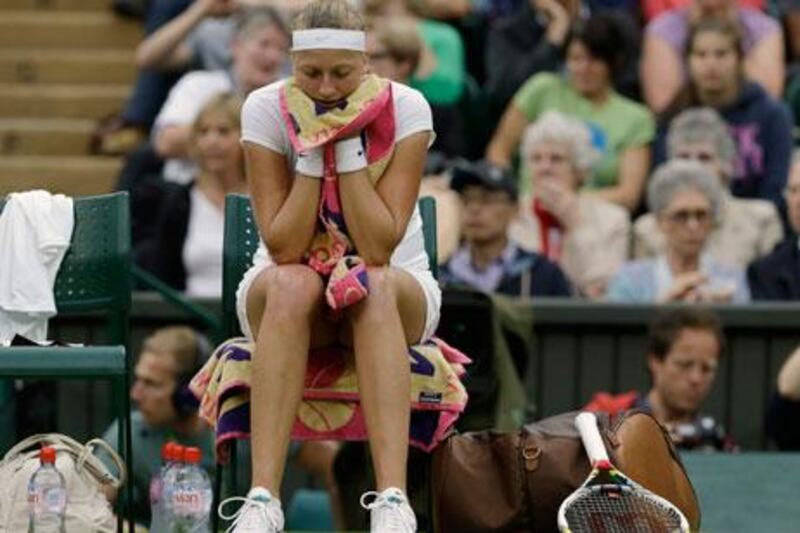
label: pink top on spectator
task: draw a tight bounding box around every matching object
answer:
[646,7,779,54]
[642,0,764,23]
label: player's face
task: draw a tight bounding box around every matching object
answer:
[292,49,367,105]
[650,328,720,417]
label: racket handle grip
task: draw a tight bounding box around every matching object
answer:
[575,412,610,464]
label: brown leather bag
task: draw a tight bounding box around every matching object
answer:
[432,410,700,533]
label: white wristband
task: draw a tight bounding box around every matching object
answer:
[335,137,368,174]
[295,146,324,178]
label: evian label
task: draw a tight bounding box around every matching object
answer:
[28,487,66,515]
[173,489,204,515]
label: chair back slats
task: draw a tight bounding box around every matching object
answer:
[54,193,131,317]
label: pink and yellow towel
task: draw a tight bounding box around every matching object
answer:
[189,337,471,462]
[280,74,395,309]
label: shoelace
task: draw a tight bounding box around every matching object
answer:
[360,491,411,531]
[218,496,280,533]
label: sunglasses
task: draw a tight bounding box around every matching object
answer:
[665,208,712,224]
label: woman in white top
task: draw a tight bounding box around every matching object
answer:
[226,1,438,531]
[141,93,247,298]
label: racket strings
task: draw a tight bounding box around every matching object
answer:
[564,490,685,533]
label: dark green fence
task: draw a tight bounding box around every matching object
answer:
[15,292,800,452]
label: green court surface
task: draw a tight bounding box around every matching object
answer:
[682,452,800,532]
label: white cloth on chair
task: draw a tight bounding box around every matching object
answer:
[0,190,74,344]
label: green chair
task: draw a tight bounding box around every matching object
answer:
[214,193,439,525]
[0,192,134,533]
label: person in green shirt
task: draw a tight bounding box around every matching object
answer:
[486,13,655,212]
[102,326,216,526]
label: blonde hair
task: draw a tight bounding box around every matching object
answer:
[369,17,422,72]
[293,0,365,31]
[190,93,243,140]
[522,111,601,179]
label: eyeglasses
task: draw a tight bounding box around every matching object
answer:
[676,152,717,163]
[664,208,712,225]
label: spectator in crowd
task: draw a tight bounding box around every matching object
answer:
[641,0,783,113]
[635,108,782,268]
[607,160,750,303]
[365,17,422,85]
[486,14,654,212]
[765,345,800,450]
[363,0,465,107]
[134,0,305,75]
[642,0,765,25]
[441,159,573,297]
[137,94,247,298]
[509,112,629,299]
[655,18,793,209]
[483,0,579,113]
[95,0,196,155]
[747,152,800,299]
[153,5,290,184]
[586,308,735,451]
[102,327,216,524]
[364,0,466,156]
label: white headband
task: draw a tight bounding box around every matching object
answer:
[292,28,366,52]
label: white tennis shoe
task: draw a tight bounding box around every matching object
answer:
[360,487,417,532]
[220,486,284,533]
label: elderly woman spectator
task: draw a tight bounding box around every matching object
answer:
[654,18,793,209]
[509,112,629,299]
[635,108,782,268]
[641,0,783,113]
[486,14,654,212]
[608,160,750,303]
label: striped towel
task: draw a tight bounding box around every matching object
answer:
[189,337,470,462]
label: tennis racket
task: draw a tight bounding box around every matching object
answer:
[557,412,690,533]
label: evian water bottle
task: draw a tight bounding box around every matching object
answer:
[149,441,179,532]
[27,446,66,533]
[172,447,212,532]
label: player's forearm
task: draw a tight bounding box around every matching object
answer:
[338,171,398,266]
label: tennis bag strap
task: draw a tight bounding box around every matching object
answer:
[432,409,700,533]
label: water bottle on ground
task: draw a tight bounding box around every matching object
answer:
[149,441,179,532]
[172,447,212,533]
[28,446,67,533]
[159,444,186,532]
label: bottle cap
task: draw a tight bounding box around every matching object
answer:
[40,446,56,464]
[162,441,178,462]
[173,444,186,462]
[184,447,202,465]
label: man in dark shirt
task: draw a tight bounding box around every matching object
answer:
[748,154,800,299]
[441,159,572,297]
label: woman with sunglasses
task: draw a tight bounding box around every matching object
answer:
[607,159,750,303]
[634,108,782,269]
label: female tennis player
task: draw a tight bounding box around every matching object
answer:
[220,1,439,531]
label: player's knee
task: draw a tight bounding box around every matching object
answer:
[262,265,324,318]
